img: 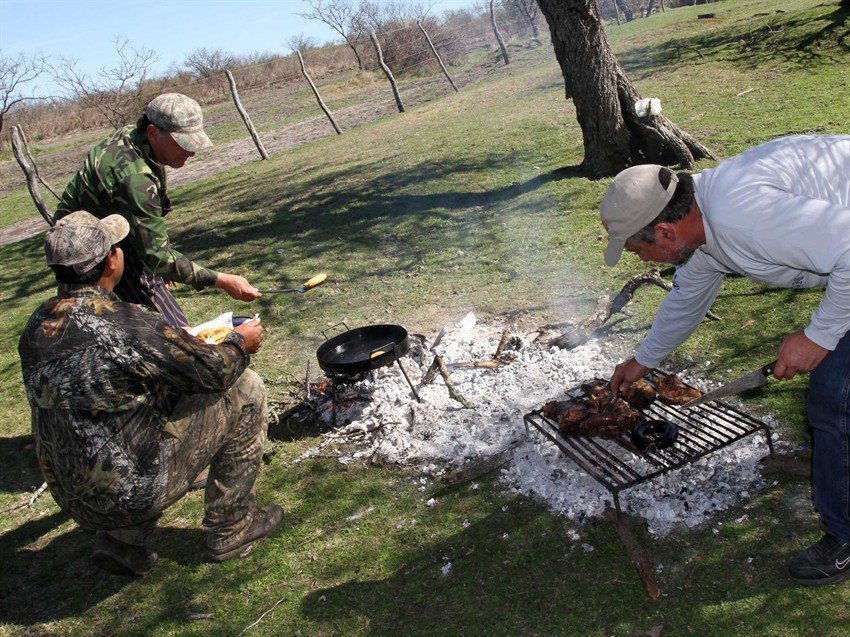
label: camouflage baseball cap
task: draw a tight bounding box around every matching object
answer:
[45,211,129,275]
[145,92,212,153]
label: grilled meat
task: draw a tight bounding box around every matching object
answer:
[656,374,701,405]
[621,379,657,410]
[543,378,641,437]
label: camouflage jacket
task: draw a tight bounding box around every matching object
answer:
[55,125,218,290]
[18,284,249,530]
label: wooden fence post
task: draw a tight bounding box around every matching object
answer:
[416,20,459,92]
[10,125,54,227]
[224,69,269,160]
[297,51,342,135]
[18,125,60,199]
[489,0,510,65]
[369,30,405,113]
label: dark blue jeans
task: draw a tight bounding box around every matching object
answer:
[807,331,850,542]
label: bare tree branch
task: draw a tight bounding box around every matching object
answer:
[0,53,49,138]
[51,36,158,129]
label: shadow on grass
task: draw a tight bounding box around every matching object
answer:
[619,4,849,80]
[297,495,843,637]
[0,513,215,627]
[0,434,41,495]
[167,156,587,294]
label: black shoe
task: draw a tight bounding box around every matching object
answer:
[92,532,158,577]
[209,504,284,562]
[786,534,850,586]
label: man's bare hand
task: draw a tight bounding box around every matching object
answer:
[214,273,261,301]
[611,357,650,395]
[234,318,264,353]
[773,330,828,380]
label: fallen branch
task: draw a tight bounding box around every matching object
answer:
[603,508,661,601]
[450,330,515,370]
[237,596,287,635]
[0,481,48,515]
[549,269,719,349]
[441,439,524,485]
[433,355,474,408]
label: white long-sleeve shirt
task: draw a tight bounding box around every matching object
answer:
[635,135,850,368]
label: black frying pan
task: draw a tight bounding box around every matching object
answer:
[316,323,410,378]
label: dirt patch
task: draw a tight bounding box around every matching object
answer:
[0,57,504,248]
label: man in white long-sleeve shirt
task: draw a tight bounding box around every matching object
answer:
[601,135,850,586]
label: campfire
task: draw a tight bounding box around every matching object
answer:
[282,313,779,538]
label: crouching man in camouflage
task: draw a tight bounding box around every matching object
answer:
[19,211,282,576]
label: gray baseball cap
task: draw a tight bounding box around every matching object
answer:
[45,211,129,274]
[145,92,212,153]
[600,164,678,266]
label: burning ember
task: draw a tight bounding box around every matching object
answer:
[293,313,782,537]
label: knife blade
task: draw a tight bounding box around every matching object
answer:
[682,360,776,409]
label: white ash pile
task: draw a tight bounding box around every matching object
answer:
[296,313,776,537]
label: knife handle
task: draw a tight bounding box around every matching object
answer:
[762,360,777,377]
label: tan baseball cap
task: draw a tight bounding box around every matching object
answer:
[145,92,212,153]
[600,164,678,266]
[45,211,129,274]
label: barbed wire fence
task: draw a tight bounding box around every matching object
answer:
[9,5,543,220]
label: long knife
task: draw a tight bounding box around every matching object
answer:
[682,360,776,409]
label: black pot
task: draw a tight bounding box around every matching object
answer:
[631,419,678,451]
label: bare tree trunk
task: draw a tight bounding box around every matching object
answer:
[615,0,634,21]
[346,39,364,70]
[297,51,342,134]
[369,31,405,113]
[18,125,59,199]
[660,0,666,12]
[417,21,459,92]
[490,0,510,64]
[10,125,54,227]
[224,69,269,160]
[536,0,716,177]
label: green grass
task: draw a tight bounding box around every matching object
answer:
[2,1,849,634]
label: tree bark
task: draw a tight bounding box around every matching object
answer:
[224,69,269,160]
[297,51,342,134]
[346,39,364,70]
[10,125,54,227]
[490,0,510,64]
[417,21,459,92]
[615,0,634,21]
[369,31,405,113]
[536,0,716,177]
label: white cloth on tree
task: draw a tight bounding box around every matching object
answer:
[636,134,850,367]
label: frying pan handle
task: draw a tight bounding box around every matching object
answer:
[370,341,397,358]
[321,321,350,341]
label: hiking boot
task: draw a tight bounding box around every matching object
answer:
[786,533,850,586]
[92,532,158,577]
[209,504,284,563]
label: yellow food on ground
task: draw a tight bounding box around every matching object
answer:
[197,326,232,343]
[304,272,327,289]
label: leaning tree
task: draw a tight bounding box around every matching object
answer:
[536,0,715,177]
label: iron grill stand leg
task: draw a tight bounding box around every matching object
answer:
[396,359,421,402]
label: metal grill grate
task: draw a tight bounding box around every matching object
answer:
[523,370,774,514]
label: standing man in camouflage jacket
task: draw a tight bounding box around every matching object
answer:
[55,92,260,328]
[19,211,282,576]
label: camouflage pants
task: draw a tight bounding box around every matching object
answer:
[106,369,268,551]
